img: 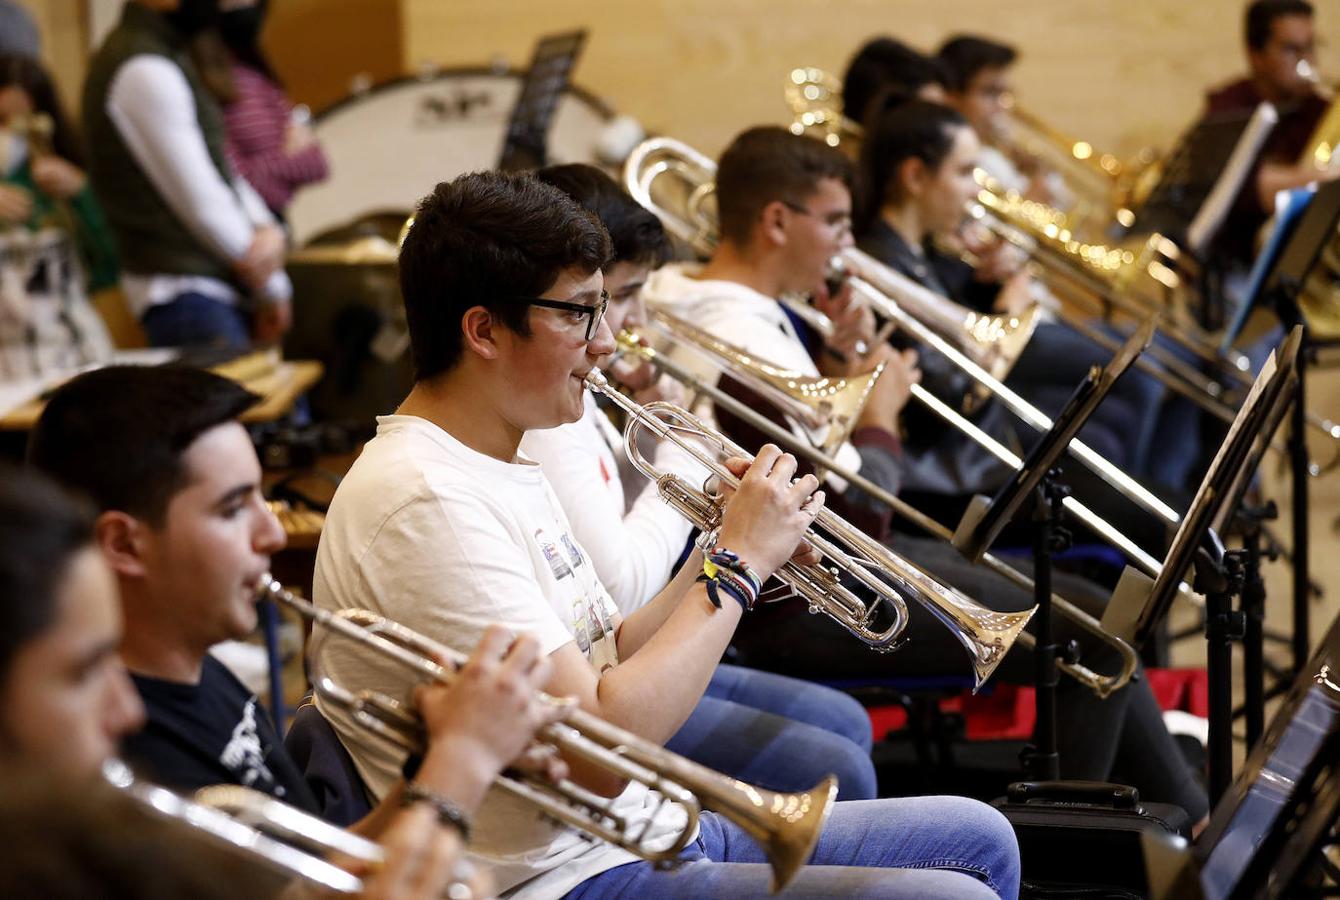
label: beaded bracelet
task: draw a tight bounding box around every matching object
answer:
[402,782,473,842]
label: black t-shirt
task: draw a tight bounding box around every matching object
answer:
[123,655,320,814]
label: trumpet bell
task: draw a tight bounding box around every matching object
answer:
[974,303,1043,386]
[757,775,838,891]
[638,313,886,457]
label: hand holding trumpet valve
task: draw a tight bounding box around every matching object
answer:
[714,447,826,580]
[411,627,574,810]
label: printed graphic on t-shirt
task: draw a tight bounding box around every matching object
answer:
[535,528,573,581]
[571,593,619,674]
[219,696,283,797]
[559,533,585,568]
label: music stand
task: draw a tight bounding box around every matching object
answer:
[1102,327,1301,803]
[1219,187,1313,352]
[1255,176,1340,674]
[1129,104,1279,259]
[953,318,1156,565]
[497,30,588,172]
[951,319,1154,779]
[1190,608,1340,899]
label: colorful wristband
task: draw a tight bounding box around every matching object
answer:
[698,546,762,611]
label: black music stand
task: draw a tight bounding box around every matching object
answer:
[1102,328,1302,804]
[1127,104,1277,260]
[1145,608,1340,900]
[497,30,588,172]
[1255,177,1340,675]
[952,319,1155,780]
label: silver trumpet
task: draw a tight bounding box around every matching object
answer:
[101,759,386,895]
[582,370,1034,690]
[257,576,835,894]
[615,326,1137,699]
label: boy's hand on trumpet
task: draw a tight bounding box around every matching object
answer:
[717,447,825,578]
[413,628,572,808]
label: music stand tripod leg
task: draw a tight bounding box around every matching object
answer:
[1022,469,1073,783]
[1238,502,1276,752]
[1194,547,1247,807]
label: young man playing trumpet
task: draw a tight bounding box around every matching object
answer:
[26,366,569,893]
[519,162,879,802]
[313,169,1021,899]
[0,463,539,899]
[640,125,1208,825]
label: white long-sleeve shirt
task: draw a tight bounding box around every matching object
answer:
[519,392,700,614]
[105,54,291,316]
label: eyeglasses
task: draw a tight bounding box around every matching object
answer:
[520,291,610,341]
[781,201,853,236]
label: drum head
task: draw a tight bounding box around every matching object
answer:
[287,68,614,245]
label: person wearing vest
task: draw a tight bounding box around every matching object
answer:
[83,0,291,349]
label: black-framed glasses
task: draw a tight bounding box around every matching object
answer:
[781,201,853,236]
[520,291,610,341]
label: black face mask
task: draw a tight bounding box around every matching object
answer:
[166,0,222,38]
[218,3,265,51]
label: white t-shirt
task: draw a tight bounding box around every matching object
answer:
[312,414,687,899]
[642,262,864,481]
[518,393,698,615]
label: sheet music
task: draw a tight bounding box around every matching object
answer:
[1186,102,1280,256]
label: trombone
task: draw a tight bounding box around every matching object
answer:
[613,327,1137,698]
[581,369,1035,690]
[971,175,1340,465]
[783,68,1260,398]
[259,576,835,894]
[782,67,1325,417]
[624,135,1185,531]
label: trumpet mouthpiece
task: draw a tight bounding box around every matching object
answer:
[584,370,610,390]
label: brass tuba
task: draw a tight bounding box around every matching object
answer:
[261,577,834,893]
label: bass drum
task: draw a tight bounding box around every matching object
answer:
[287,67,618,246]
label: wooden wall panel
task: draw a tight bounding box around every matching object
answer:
[262,0,403,113]
[13,0,87,116]
[12,1,1340,170]
[401,0,1340,160]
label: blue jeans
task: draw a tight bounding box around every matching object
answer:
[141,291,250,349]
[565,796,1020,899]
[665,664,876,801]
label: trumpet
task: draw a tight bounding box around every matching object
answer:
[102,759,380,895]
[258,576,834,894]
[617,324,1139,698]
[582,370,1035,690]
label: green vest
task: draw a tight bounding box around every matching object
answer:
[82,3,237,282]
